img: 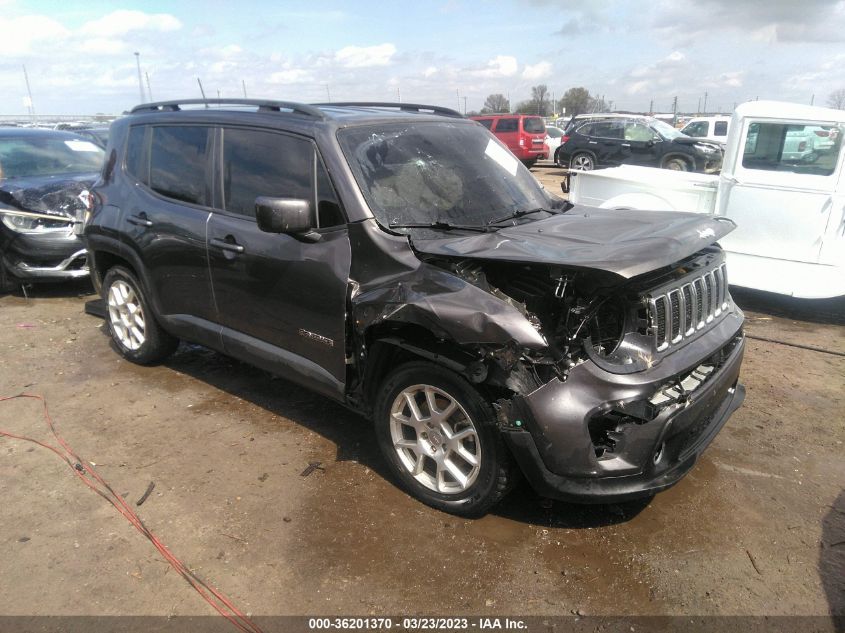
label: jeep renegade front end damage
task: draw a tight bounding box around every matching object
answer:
[86,100,745,516]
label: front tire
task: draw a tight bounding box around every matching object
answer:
[374,361,515,516]
[663,157,690,171]
[0,263,17,294]
[103,266,178,364]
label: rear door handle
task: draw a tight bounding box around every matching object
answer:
[127,213,153,228]
[210,237,245,254]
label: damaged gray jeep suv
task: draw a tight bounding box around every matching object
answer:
[86,100,745,516]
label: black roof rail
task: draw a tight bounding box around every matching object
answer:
[129,99,326,120]
[313,102,463,118]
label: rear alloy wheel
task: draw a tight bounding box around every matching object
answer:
[663,157,690,171]
[103,266,178,364]
[570,152,594,171]
[374,361,515,516]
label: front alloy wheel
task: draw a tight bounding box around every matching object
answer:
[389,384,481,494]
[374,361,516,516]
[570,153,594,170]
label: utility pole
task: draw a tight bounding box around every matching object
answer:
[397,87,401,103]
[242,80,248,98]
[457,89,460,112]
[324,84,331,101]
[145,72,153,102]
[649,99,654,115]
[22,64,35,122]
[810,94,815,106]
[463,96,467,115]
[134,52,144,103]
[672,95,678,126]
[697,97,701,114]
[703,91,708,115]
[197,78,208,108]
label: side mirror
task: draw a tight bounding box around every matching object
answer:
[255,197,317,239]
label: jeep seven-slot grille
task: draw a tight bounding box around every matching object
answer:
[649,263,729,351]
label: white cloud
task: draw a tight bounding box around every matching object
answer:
[79,10,182,37]
[522,61,552,80]
[334,43,396,68]
[0,15,70,54]
[78,38,126,55]
[423,66,438,78]
[473,55,518,78]
[268,69,310,84]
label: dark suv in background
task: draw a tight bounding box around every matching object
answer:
[86,99,745,516]
[556,114,723,172]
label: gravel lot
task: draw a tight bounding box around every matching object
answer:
[1,167,843,629]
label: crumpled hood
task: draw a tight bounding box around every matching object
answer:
[671,136,722,149]
[411,206,736,279]
[0,173,97,221]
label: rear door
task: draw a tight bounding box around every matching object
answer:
[590,121,626,166]
[121,124,217,328]
[206,126,351,392]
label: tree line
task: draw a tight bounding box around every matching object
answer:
[476,85,607,117]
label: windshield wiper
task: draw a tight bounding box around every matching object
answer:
[388,220,494,233]
[486,207,558,226]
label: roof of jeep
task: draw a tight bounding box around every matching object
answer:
[123,100,469,135]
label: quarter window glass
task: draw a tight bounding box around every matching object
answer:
[125,126,147,183]
[222,128,313,218]
[592,121,624,139]
[476,119,493,130]
[714,121,728,136]
[316,155,345,228]
[742,122,842,176]
[149,126,209,205]
[495,118,518,132]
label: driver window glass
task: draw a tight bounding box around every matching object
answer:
[221,128,313,218]
[624,123,654,142]
[741,122,841,177]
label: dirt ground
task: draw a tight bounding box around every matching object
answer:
[1,167,843,627]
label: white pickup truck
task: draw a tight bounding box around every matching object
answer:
[569,101,845,299]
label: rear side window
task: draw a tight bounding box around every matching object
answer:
[523,117,545,134]
[714,121,728,136]
[476,119,493,130]
[149,126,209,205]
[590,121,624,139]
[221,128,312,218]
[495,118,518,132]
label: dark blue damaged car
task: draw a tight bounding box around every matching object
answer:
[0,128,104,292]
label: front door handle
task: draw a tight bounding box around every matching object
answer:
[210,237,245,254]
[128,213,153,228]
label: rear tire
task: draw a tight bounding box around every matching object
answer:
[522,159,537,169]
[103,266,178,365]
[374,361,516,516]
[570,152,594,171]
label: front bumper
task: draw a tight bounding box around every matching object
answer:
[1,229,89,281]
[503,311,745,503]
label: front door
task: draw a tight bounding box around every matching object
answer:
[717,119,843,265]
[206,127,351,390]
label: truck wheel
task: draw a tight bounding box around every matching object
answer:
[663,157,690,171]
[374,361,515,516]
[522,158,537,169]
[103,266,178,365]
[570,152,594,171]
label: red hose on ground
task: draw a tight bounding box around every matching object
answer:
[0,393,264,633]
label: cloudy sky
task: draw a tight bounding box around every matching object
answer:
[1,0,843,115]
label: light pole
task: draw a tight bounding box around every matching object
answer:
[134,52,144,104]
